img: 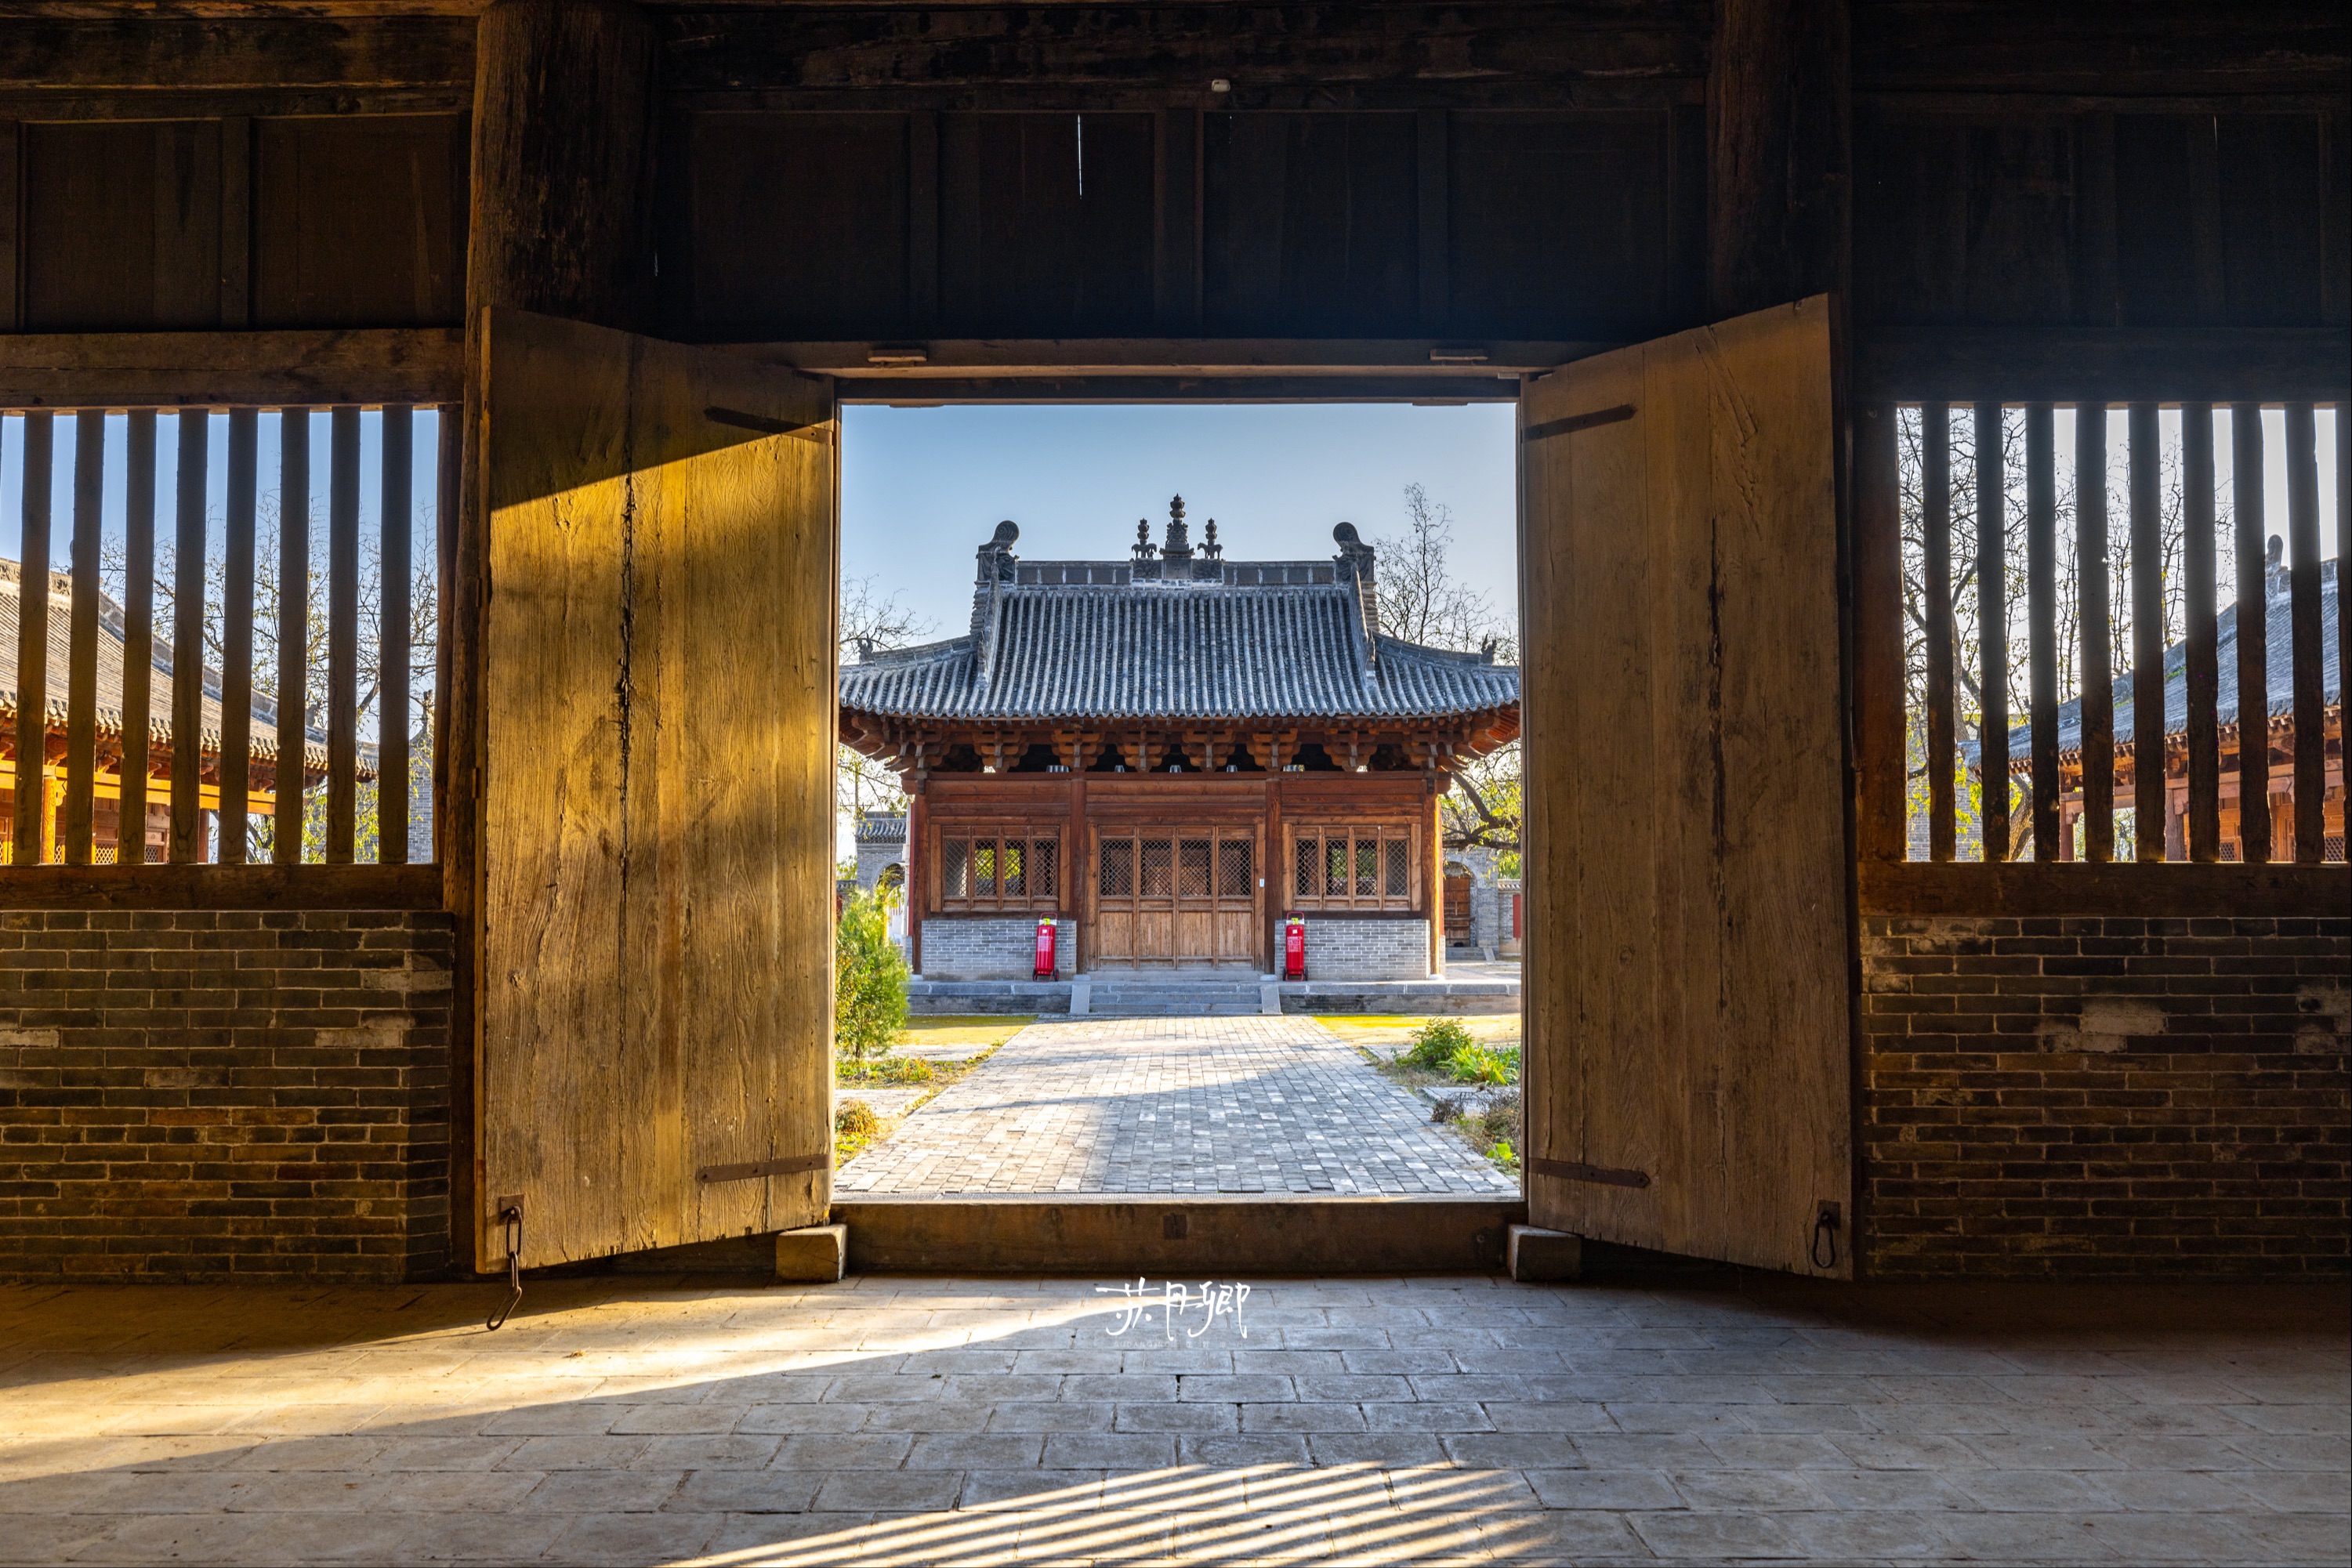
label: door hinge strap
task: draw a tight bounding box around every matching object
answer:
[698,1153,829,1183]
[1530,1157,1651,1189]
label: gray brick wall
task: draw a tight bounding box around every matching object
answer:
[0,910,455,1284]
[919,916,1074,980]
[1303,917,1430,981]
[1861,914,2350,1279]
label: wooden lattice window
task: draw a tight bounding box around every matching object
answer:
[1289,827,1417,911]
[938,831,1059,911]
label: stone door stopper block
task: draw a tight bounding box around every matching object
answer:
[1507,1224,1582,1283]
[776,1223,849,1283]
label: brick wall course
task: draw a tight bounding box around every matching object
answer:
[1303,917,1430,981]
[0,909,455,1284]
[1860,913,2349,1279]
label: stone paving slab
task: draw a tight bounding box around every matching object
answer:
[0,1276,2342,1566]
[835,1015,1517,1197]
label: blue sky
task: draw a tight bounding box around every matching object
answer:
[840,402,1522,642]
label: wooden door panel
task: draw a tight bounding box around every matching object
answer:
[1137,910,1173,960]
[1099,911,1133,962]
[1519,296,1850,1278]
[480,307,837,1270]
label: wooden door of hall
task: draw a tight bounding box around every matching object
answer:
[1518,297,1852,1279]
[476,308,839,1270]
[1093,829,1258,967]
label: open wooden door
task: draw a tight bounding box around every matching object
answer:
[474,308,837,1269]
[1518,296,1852,1278]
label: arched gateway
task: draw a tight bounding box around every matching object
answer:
[839,502,1520,981]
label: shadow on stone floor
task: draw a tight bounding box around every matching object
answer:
[0,1276,2344,1566]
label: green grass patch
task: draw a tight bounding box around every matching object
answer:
[834,1027,1024,1166]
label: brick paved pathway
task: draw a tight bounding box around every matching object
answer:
[836,1015,1517,1196]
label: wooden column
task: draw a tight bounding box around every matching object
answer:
[1427,786,1444,978]
[1264,773,1285,974]
[1066,769,1085,974]
[1707,0,1850,317]
[906,787,926,976]
[449,0,658,1272]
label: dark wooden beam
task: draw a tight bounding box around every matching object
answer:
[0,16,475,93]
[1708,0,1850,317]
[1854,328,2352,404]
[0,328,463,411]
[1860,861,2349,919]
[0,863,441,911]
[1854,2,2351,97]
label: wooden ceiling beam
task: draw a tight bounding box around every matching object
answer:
[0,328,462,411]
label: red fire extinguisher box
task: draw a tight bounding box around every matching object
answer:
[1034,918,1057,979]
[1283,914,1306,981]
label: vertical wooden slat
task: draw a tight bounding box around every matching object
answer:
[2282,402,2323,863]
[217,408,258,864]
[435,403,459,867]
[11,414,53,864]
[379,405,413,864]
[2026,404,2060,861]
[1852,402,1906,863]
[1922,404,1956,860]
[62,412,103,866]
[2127,403,2166,859]
[1973,401,2010,861]
[2231,404,2269,864]
[2075,403,2115,862]
[275,410,310,864]
[169,410,208,863]
[2181,404,2221,862]
[326,405,360,863]
[119,413,157,866]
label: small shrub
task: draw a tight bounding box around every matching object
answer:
[835,1099,881,1140]
[835,886,910,1069]
[1445,1044,1513,1085]
[1487,1139,1518,1165]
[1430,1096,1462,1124]
[1477,1092,1522,1150]
[1403,1018,1475,1070]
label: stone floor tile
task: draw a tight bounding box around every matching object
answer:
[1774,1508,1952,1561]
[1630,1508,1804,1560]
[697,1509,874,1562]
[225,1510,426,1564]
[908,1434,1047,1471]
[388,1512,571,1564]
[1178,1375,1297,1403]
[1521,1469,1681,1511]
[1561,1434,1719,1471]
[1478,1508,1651,1563]
[1806,1467,1974,1512]
[987,1403,1117,1434]
[853,1400,997,1435]
[57,1512,271,1566]
[809,1470,963,1512]
[735,1403,872,1435]
[1179,1436,1314,1468]
[630,1434,783,1471]
[1929,1510,2123,1563]
[1665,1462,1832,1520]
[1304,1433,1449,1469]
[1114,1402,1238,1434]
[955,1469,1104,1512]
[1360,1402,1498,1434]
[665,1469,824,1514]
[535,1509,720,1565]
[770,1432,915,1472]
[1947,1467,2115,1512]
[1241,1403,1369,1435]
[1039,1432,1178,1470]
[518,1469,683,1513]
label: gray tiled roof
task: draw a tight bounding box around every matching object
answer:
[1984,558,2340,769]
[841,580,1518,724]
[0,561,332,770]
